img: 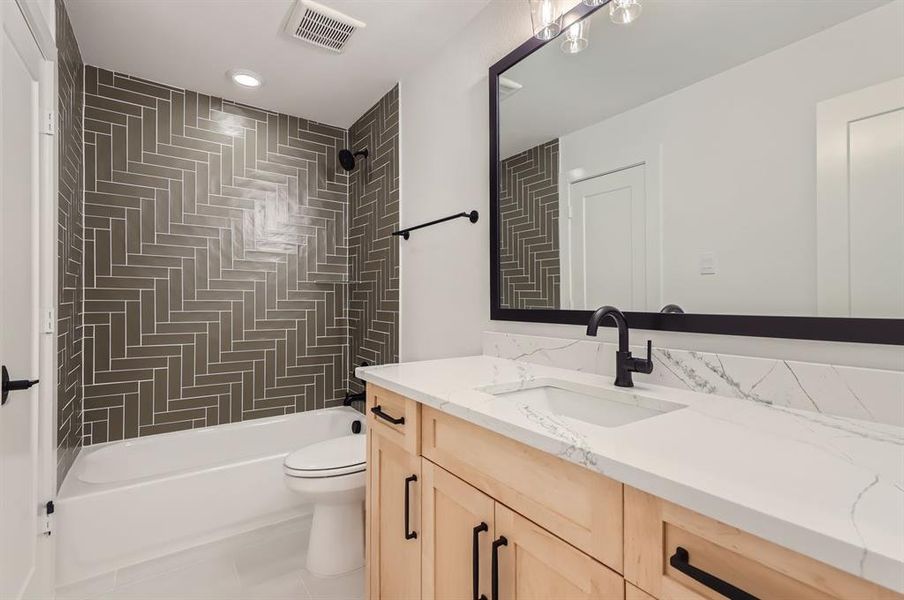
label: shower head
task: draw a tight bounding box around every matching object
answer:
[338,148,368,171]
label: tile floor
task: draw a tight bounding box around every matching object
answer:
[55,516,364,600]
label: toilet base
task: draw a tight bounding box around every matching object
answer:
[305,500,364,577]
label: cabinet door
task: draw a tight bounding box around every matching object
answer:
[368,432,421,600]
[494,503,624,600]
[422,459,496,600]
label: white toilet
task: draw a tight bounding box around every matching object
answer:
[283,433,367,577]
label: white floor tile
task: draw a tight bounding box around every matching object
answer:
[240,571,311,600]
[300,567,364,600]
[98,556,241,600]
[55,571,116,600]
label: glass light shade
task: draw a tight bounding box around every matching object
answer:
[610,0,642,24]
[561,19,589,54]
[528,0,565,41]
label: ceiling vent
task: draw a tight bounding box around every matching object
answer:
[284,0,366,53]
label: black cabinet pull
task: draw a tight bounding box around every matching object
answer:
[669,547,759,600]
[404,475,418,540]
[491,536,508,600]
[473,522,489,600]
[371,405,405,425]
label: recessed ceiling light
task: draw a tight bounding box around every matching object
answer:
[228,69,263,88]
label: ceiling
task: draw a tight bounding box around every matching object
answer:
[65,0,490,128]
[500,0,893,158]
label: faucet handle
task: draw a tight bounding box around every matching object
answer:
[636,340,654,375]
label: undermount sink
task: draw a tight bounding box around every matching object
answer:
[478,378,685,428]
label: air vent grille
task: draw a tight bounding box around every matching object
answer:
[284,0,365,53]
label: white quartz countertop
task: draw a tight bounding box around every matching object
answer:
[356,356,904,593]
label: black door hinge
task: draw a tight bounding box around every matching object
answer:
[46,500,54,515]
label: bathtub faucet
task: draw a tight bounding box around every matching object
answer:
[343,391,366,407]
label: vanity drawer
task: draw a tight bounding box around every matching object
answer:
[624,486,902,600]
[367,384,420,455]
[420,406,623,573]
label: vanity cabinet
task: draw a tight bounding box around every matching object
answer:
[623,487,898,600]
[366,384,902,600]
[366,386,422,600]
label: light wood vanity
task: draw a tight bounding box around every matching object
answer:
[365,384,902,600]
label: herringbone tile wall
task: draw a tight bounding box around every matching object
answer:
[81,67,354,444]
[348,86,399,390]
[499,139,561,310]
[56,0,84,484]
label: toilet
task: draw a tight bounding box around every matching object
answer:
[284,433,367,577]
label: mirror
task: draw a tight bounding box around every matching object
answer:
[492,0,904,334]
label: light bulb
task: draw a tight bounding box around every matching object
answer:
[228,69,263,88]
[529,0,563,41]
[610,0,642,24]
[561,20,588,54]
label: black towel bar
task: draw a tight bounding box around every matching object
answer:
[392,210,478,240]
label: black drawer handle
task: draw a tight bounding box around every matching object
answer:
[372,405,405,425]
[491,536,507,600]
[473,522,489,600]
[404,474,417,540]
[669,546,759,600]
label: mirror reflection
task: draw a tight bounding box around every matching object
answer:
[497,0,904,318]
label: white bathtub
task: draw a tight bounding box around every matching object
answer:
[55,406,365,586]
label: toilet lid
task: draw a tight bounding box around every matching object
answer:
[284,434,366,478]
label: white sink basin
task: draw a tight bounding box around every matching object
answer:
[478,378,685,428]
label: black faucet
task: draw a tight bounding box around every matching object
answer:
[586,306,653,387]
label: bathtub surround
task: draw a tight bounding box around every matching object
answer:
[56,0,85,486]
[81,67,350,443]
[499,139,560,310]
[347,86,400,391]
[483,331,904,427]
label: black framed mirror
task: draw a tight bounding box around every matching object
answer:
[489,0,904,345]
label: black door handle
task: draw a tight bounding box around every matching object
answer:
[404,474,417,540]
[669,546,759,600]
[371,405,405,425]
[491,536,508,600]
[473,522,489,600]
[2,365,39,406]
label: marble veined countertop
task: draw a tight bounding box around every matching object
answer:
[356,356,904,593]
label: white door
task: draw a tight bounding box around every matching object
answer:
[817,77,904,317]
[567,164,647,310]
[0,1,44,597]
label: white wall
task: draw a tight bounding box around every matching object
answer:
[399,0,904,371]
[559,0,904,317]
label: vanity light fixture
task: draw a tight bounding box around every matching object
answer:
[609,0,642,24]
[228,69,263,88]
[561,19,589,54]
[528,0,564,41]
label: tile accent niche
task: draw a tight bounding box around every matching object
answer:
[56,0,85,484]
[499,139,560,310]
[348,86,400,390]
[82,67,352,444]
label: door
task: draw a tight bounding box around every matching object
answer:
[0,1,44,598]
[493,503,624,600]
[567,164,647,310]
[368,432,421,600]
[421,459,495,600]
[817,77,904,317]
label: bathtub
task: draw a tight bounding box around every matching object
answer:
[55,406,365,586]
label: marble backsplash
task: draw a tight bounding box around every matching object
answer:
[483,332,904,427]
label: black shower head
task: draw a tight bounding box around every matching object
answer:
[338,148,368,171]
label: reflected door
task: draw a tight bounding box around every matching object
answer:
[817,77,904,317]
[567,164,647,310]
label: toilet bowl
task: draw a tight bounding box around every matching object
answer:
[284,433,367,577]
